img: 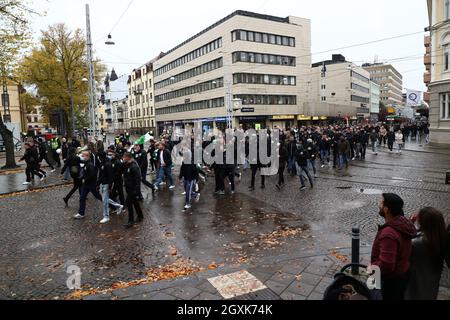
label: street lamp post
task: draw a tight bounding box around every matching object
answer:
[69,79,75,137]
[85,4,97,138]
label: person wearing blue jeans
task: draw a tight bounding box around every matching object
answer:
[295,147,313,190]
[74,152,101,219]
[77,182,102,217]
[154,143,175,190]
[99,183,123,223]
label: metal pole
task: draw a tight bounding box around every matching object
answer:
[69,79,75,137]
[85,3,97,138]
[351,227,360,275]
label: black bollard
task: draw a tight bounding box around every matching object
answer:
[351,227,360,275]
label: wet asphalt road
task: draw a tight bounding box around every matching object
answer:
[0,144,449,299]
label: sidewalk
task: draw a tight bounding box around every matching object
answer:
[82,247,450,300]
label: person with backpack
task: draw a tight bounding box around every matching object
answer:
[405,207,448,300]
[371,193,416,300]
[62,148,82,207]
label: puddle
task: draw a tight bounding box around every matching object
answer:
[357,188,383,195]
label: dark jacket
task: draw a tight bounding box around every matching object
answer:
[337,139,350,155]
[133,149,148,171]
[295,147,308,167]
[111,158,124,182]
[305,143,318,160]
[61,143,69,160]
[287,140,297,157]
[387,131,395,143]
[405,235,444,300]
[97,160,113,186]
[61,154,81,179]
[157,148,172,167]
[80,160,98,185]
[123,160,141,195]
[21,147,39,169]
[278,143,288,166]
[371,215,417,279]
[38,142,48,157]
[179,163,199,181]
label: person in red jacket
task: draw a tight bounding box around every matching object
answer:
[371,193,417,300]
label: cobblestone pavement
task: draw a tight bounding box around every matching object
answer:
[0,146,449,300]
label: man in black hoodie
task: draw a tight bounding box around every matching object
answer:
[97,151,124,224]
[38,138,55,171]
[74,151,102,219]
[123,152,144,229]
[109,150,125,206]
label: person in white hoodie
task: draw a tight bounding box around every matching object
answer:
[395,130,404,155]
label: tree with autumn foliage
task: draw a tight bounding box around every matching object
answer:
[18,23,106,134]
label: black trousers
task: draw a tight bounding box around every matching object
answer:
[225,165,235,192]
[111,179,125,205]
[51,150,61,167]
[360,144,367,159]
[214,165,225,192]
[388,140,394,151]
[382,274,409,301]
[250,164,265,188]
[25,166,43,182]
[39,154,54,169]
[126,192,143,223]
[150,159,157,172]
[141,167,155,190]
[65,178,82,201]
[277,164,285,186]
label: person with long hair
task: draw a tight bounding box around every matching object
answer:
[405,207,448,300]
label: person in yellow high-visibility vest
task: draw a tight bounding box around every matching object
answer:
[50,136,62,167]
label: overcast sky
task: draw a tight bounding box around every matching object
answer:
[30,0,428,95]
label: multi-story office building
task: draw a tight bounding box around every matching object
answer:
[363,63,404,108]
[308,54,371,123]
[426,0,450,145]
[128,61,157,135]
[153,10,311,133]
[370,81,381,121]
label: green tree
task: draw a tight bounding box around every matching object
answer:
[18,23,105,134]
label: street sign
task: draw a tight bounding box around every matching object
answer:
[241,108,255,113]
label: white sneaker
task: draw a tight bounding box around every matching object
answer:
[181,191,186,195]
[40,175,46,181]
[184,204,191,210]
[116,205,124,215]
[169,185,175,190]
[196,193,200,202]
[160,182,166,185]
[22,181,31,185]
[73,214,85,219]
[100,217,110,224]
[51,169,56,173]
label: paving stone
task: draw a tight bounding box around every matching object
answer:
[112,284,155,298]
[297,272,322,287]
[171,286,203,300]
[195,280,219,295]
[267,271,296,286]
[284,281,315,297]
[279,260,310,275]
[307,291,324,300]
[304,264,330,277]
[264,280,289,296]
[248,270,274,283]
[83,293,112,300]
[280,291,307,300]
[192,292,222,300]
[146,292,177,300]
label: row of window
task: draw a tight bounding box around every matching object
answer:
[156,97,225,115]
[233,73,296,86]
[155,78,224,103]
[129,93,153,107]
[129,107,154,118]
[231,29,295,47]
[232,51,296,66]
[351,71,370,84]
[351,83,370,94]
[154,38,222,77]
[234,95,297,105]
[154,58,223,90]
[130,119,155,128]
[129,79,152,96]
[351,95,370,104]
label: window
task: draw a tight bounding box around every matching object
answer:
[255,32,262,42]
[440,93,450,119]
[269,34,276,44]
[233,94,296,105]
[446,0,450,20]
[262,33,268,43]
[445,45,450,71]
[248,31,254,42]
[240,30,247,41]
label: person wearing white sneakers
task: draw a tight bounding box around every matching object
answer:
[97,151,124,224]
[395,130,404,155]
[178,148,200,210]
[19,142,44,185]
[154,142,175,191]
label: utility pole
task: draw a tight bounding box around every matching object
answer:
[85,3,97,137]
[69,79,75,137]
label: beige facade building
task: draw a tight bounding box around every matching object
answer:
[2,81,27,132]
[26,105,49,131]
[152,10,311,132]
[426,0,450,145]
[308,54,371,123]
[362,63,403,108]
[127,61,157,135]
